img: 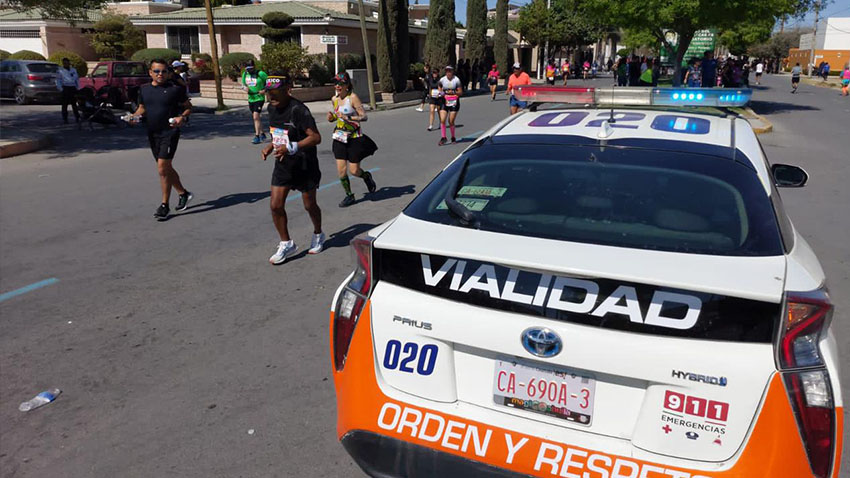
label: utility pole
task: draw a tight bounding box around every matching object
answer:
[809,0,819,76]
[357,0,377,109]
[539,0,551,80]
[203,0,225,110]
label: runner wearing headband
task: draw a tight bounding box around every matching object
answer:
[260,74,325,264]
[327,72,378,208]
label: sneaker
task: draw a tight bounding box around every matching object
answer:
[363,172,377,193]
[260,132,267,142]
[415,107,424,112]
[308,232,326,254]
[176,191,193,212]
[154,203,169,221]
[251,135,261,144]
[427,125,433,131]
[438,137,447,146]
[269,240,297,265]
[339,194,356,208]
[451,137,457,144]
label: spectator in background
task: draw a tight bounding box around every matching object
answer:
[607,58,614,72]
[616,57,628,86]
[628,55,641,86]
[700,50,717,88]
[56,58,80,124]
[822,62,830,81]
[471,59,481,90]
[639,60,654,86]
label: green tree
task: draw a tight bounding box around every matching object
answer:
[260,12,297,43]
[516,0,603,65]
[261,42,310,76]
[377,0,410,92]
[585,0,810,85]
[3,0,106,21]
[748,29,804,69]
[424,0,457,70]
[465,0,488,67]
[87,13,145,60]
[719,17,774,55]
[493,0,510,76]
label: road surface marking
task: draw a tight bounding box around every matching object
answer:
[0,278,59,303]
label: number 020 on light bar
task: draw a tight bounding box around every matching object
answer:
[493,361,596,425]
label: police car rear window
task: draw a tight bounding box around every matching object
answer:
[404,144,783,256]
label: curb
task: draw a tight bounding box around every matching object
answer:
[740,106,773,135]
[0,133,52,159]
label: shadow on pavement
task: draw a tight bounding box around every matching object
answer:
[364,184,416,202]
[180,191,271,216]
[749,100,819,114]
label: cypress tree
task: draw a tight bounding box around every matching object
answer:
[494,0,509,77]
[465,0,487,67]
[377,0,410,92]
[424,0,457,70]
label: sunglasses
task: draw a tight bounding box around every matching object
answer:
[151,69,166,75]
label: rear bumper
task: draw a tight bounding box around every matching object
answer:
[24,84,61,99]
[332,303,843,478]
[342,430,532,478]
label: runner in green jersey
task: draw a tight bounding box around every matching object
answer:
[241,59,268,144]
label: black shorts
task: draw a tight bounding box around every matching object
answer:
[440,99,460,112]
[488,78,498,86]
[332,135,378,164]
[271,154,321,191]
[248,100,264,114]
[755,72,763,77]
[426,95,442,105]
[148,129,180,161]
[792,76,800,84]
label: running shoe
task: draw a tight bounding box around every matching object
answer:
[260,132,267,142]
[428,125,433,131]
[269,240,297,265]
[154,203,169,221]
[415,107,424,112]
[364,172,377,193]
[438,137,447,146]
[308,232,326,254]
[252,135,261,144]
[176,191,193,212]
[339,194,356,208]
[451,137,457,144]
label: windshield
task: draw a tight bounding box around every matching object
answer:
[114,62,147,77]
[404,143,784,256]
[26,63,59,73]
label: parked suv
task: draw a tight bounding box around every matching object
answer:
[0,60,62,105]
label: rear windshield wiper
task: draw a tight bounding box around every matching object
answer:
[444,157,480,229]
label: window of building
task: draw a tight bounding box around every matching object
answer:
[167,26,200,55]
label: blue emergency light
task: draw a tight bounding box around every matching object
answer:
[515,86,752,107]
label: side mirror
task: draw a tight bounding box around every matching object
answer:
[771,163,808,188]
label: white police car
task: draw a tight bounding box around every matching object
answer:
[329,86,842,478]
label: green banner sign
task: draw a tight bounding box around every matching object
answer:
[660,29,717,66]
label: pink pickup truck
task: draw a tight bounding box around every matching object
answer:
[78,61,199,110]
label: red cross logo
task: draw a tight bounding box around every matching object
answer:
[662,425,672,434]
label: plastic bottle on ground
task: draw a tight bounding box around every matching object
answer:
[19,389,61,412]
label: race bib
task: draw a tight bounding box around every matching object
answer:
[332,129,350,143]
[430,88,440,98]
[246,77,257,87]
[271,127,290,150]
[445,95,458,107]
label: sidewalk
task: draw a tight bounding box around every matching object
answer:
[0,126,52,159]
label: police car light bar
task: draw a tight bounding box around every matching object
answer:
[515,86,752,107]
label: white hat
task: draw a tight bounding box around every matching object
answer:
[513,62,521,69]
[171,60,185,67]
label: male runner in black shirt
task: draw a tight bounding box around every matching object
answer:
[131,59,193,220]
[260,74,325,264]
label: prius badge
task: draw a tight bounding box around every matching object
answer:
[521,327,562,358]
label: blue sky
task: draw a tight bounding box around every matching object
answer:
[448,0,530,23]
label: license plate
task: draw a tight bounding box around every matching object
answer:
[493,361,595,425]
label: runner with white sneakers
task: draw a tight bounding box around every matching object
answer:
[260,74,325,264]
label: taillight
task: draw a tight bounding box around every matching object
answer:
[777,289,836,477]
[27,74,43,81]
[332,236,374,371]
[783,370,835,478]
[778,290,832,369]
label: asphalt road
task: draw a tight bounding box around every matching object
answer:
[1,74,848,478]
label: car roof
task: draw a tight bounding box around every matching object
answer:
[475,107,773,193]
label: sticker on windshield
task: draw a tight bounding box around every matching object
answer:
[436,198,489,211]
[458,186,507,198]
